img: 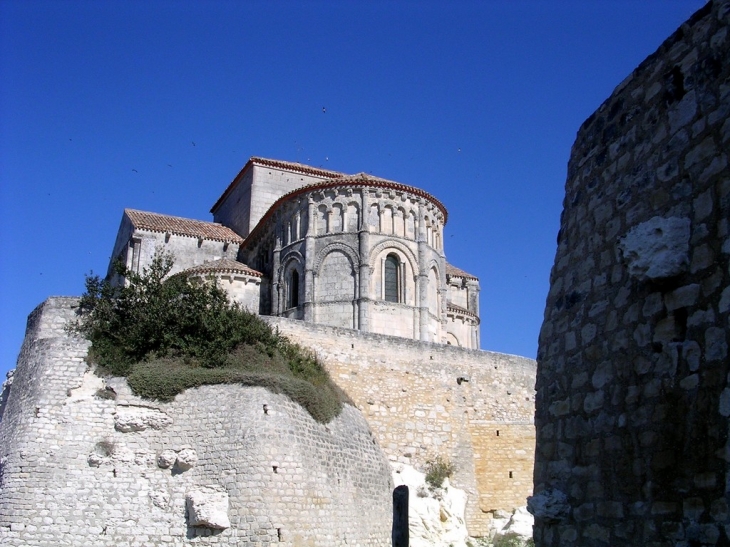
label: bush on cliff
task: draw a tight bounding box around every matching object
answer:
[69,251,344,422]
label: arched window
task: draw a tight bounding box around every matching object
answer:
[289,270,299,308]
[384,254,400,303]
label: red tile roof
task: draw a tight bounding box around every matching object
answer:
[125,209,244,244]
[446,263,479,281]
[182,258,262,277]
[211,157,345,213]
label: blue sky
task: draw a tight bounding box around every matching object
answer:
[0,0,706,380]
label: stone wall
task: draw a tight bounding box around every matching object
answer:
[120,229,239,278]
[0,298,393,547]
[266,316,536,537]
[532,2,730,545]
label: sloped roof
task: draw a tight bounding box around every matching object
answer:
[182,258,262,277]
[211,156,345,213]
[446,301,480,322]
[125,209,244,244]
[445,262,479,281]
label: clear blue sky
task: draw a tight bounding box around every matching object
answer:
[0,0,706,380]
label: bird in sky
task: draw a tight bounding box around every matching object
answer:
[322,107,326,113]
[192,141,196,146]
[132,169,138,173]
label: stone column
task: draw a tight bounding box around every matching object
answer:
[271,224,282,315]
[417,201,430,342]
[358,191,371,332]
[303,199,316,322]
[466,279,480,348]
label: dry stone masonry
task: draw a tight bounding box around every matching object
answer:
[532,1,730,546]
[0,298,393,546]
[0,296,535,544]
[267,316,536,537]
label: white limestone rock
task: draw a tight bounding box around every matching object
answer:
[87,452,105,467]
[175,448,198,471]
[66,370,105,402]
[186,486,230,529]
[149,490,170,509]
[500,506,534,538]
[618,216,690,280]
[391,462,469,547]
[527,489,570,523]
[114,405,173,432]
[157,449,177,469]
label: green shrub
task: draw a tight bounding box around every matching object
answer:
[493,532,531,547]
[69,251,346,422]
[424,455,455,488]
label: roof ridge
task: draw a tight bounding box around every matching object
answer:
[249,157,346,178]
[125,209,244,244]
[445,262,479,281]
[182,258,263,277]
[125,208,226,225]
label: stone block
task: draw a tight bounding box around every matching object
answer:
[618,216,691,281]
[186,487,231,529]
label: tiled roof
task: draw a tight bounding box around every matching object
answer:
[182,258,262,277]
[211,157,345,213]
[243,172,449,247]
[445,263,479,281]
[446,301,480,322]
[125,209,244,244]
[249,157,345,179]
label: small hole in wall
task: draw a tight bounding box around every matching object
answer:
[351,344,354,349]
[263,404,269,414]
[652,342,663,354]
[509,471,513,479]
[277,528,283,541]
[272,466,278,473]
[496,430,500,436]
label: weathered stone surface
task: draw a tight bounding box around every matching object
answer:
[391,463,469,547]
[527,489,570,523]
[534,2,730,546]
[157,449,177,469]
[186,487,230,529]
[114,405,173,432]
[269,316,536,537]
[175,447,198,471]
[618,216,690,280]
[0,299,394,546]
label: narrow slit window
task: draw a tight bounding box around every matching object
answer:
[289,270,299,308]
[384,254,400,303]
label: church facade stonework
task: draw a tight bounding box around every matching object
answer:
[110,158,480,349]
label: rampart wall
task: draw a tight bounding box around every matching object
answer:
[0,298,393,547]
[532,1,730,545]
[266,317,536,537]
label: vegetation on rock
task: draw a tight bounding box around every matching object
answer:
[69,251,345,422]
[424,455,456,488]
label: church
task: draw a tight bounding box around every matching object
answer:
[108,157,481,349]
